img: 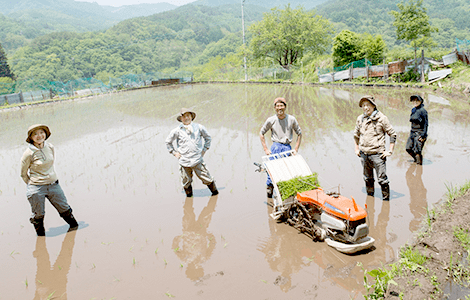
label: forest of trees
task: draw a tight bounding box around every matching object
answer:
[316,0,470,49]
[0,0,176,53]
[7,4,265,84]
[0,0,469,92]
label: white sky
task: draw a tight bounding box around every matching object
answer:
[77,0,197,7]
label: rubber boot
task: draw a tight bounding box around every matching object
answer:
[267,184,274,198]
[416,153,423,165]
[31,217,45,236]
[406,149,416,162]
[365,180,375,196]
[207,181,218,196]
[60,209,79,231]
[381,183,390,201]
[184,185,193,197]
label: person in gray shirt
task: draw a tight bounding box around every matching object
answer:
[166,108,218,197]
[259,97,302,197]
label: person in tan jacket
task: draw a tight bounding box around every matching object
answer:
[354,96,397,201]
[20,124,78,236]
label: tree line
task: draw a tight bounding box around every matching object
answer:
[0,0,468,91]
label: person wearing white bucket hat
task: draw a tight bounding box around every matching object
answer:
[20,124,78,236]
[165,108,218,197]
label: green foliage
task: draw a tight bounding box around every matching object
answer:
[277,174,320,200]
[0,43,15,79]
[390,0,438,52]
[399,246,428,272]
[390,69,420,82]
[10,4,263,83]
[361,33,387,65]
[248,5,333,68]
[0,77,15,95]
[445,180,470,202]
[317,0,470,51]
[332,30,386,67]
[362,266,398,299]
[0,0,180,53]
[453,227,470,252]
[198,33,243,65]
[332,30,361,67]
[362,246,428,299]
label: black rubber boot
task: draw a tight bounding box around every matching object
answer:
[184,185,193,197]
[267,184,274,198]
[406,149,416,162]
[381,183,390,201]
[60,209,79,231]
[365,180,375,196]
[31,217,45,236]
[207,181,218,196]
[416,153,423,165]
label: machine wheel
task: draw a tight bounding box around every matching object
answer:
[315,227,327,242]
[287,202,314,235]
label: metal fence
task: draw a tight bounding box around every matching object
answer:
[0,71,193,106]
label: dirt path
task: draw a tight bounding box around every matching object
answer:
[370,187,470,299]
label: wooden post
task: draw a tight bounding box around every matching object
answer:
[383,58,387,80]
[421,49,425,83]
[20,91,24,103]
[349,64,353,81]
[365,58,369,82]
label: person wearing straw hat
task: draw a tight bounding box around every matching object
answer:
[20,124,79,236]
[354,96,397,201]
[165,108,218,197]
[406,95,428,165]
[259,97,302,198]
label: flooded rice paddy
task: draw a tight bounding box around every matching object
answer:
[1,83,469,299]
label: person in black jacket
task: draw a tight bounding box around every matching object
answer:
[406,95,428,165]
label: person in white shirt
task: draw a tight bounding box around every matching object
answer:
[166,108,218,197]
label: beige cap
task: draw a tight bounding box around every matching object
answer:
[176,108,196,122]
[26,124,51,144]
[359,95,377,108]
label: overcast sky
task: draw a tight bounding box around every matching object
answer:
[77,0,197,7]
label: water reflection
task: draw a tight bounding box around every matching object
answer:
[366,196,395,266]
[172,195,218,281]
[258,201,364,295]
[33,230,77,300]
[1,84,469,299]
[258,202,306,292]
[406,164,428,232]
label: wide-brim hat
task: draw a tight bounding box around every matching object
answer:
[359,95,377,108]
[410,95,424,103]
[177,108,196,122]
[273,97,287,106]
[26,124,51,144]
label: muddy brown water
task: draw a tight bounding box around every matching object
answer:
[1,83,469,299]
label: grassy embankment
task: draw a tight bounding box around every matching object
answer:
[362,180,470,300]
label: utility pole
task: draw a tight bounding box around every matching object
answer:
[241,0,247,81]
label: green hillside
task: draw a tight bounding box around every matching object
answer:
[3,0,470,88]
[9,4,266,84]
[192,0,329,10]
[316,0,470,48]
[0,0,176,53]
